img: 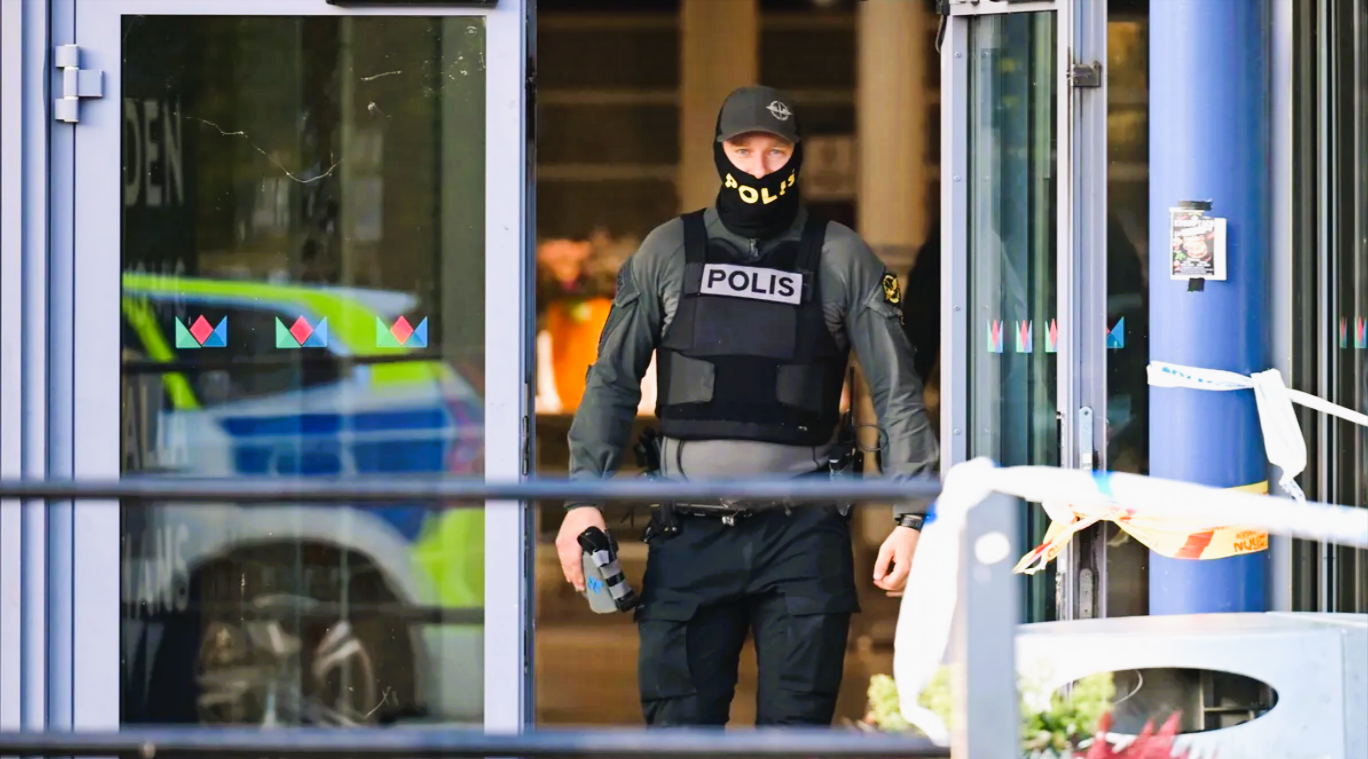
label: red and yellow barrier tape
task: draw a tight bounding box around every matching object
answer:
[1013,481,1271,575]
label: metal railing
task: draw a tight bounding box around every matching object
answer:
[0,725,954,759]
[0,471,1020,758]
[6,464,1364,758]
[0,475,942,504]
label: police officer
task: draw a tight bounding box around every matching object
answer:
[556,85,939,727]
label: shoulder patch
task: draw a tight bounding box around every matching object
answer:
[614,258,644,300]
[881,272,902,306]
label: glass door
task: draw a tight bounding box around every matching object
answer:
[940,0,1109,622]
[64,0,528,733]
[967,10,1059,624]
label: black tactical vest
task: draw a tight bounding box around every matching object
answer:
[655,209,848,447]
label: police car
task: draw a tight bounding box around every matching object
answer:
[120,273,485,727]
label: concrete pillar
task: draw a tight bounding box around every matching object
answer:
[856,0,929,274]
[854,0,929,546]
[1148,0,1271,614]
[678,0,758,213]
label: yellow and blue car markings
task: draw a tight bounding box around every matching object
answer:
[122,273,484,610]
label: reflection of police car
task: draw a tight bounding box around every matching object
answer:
[120,273,485,727]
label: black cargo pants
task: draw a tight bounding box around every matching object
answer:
[634,503,860,726]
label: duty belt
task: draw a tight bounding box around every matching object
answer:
[673,500,773,525]
[667,463,849,525]
[637,429,859,534]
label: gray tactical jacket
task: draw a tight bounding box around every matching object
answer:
[566,204,939,519]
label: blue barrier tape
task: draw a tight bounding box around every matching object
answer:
[1092,470,1115,502]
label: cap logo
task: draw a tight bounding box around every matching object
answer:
[767,100,792,121]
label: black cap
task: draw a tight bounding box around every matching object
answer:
[716,85,801,144]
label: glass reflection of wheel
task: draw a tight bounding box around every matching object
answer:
[194,593,379,726]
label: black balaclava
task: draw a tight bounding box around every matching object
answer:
[713,138,804,241]
[711,86,805,241]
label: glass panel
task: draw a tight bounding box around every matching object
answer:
[1103,3,1152,618]
[966,12,1058,623]
[1288,0,1322,612]
[1329,0,1367,612]
[1290,0,1367,614]
[119,15,488,726]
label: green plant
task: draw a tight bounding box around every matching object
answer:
[917,665,955,727]
[864,667,953,736]
[865,674,911,732]
[1022,671,1116,754]
[863,668,1120,756]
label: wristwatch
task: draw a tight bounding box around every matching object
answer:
[896,513,925,531]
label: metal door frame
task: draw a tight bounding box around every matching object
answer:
[0,0,53,736]
[939,0,1109,620]
[8,0,534,734]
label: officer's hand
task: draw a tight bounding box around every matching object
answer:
[555,506,608,592]
[873,526,921,597]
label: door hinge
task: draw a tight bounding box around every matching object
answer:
[1078,567,1095,619]
[54,45,103,124]
[1078,406,1095,471]
[1069,62,1102,89]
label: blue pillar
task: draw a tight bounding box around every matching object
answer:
[1148,0,1271,615]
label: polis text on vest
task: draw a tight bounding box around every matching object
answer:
[700,264,804,305]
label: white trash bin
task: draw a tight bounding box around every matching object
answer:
[1015,612,1367,759]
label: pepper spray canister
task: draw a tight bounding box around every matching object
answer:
[577,526,639,614]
